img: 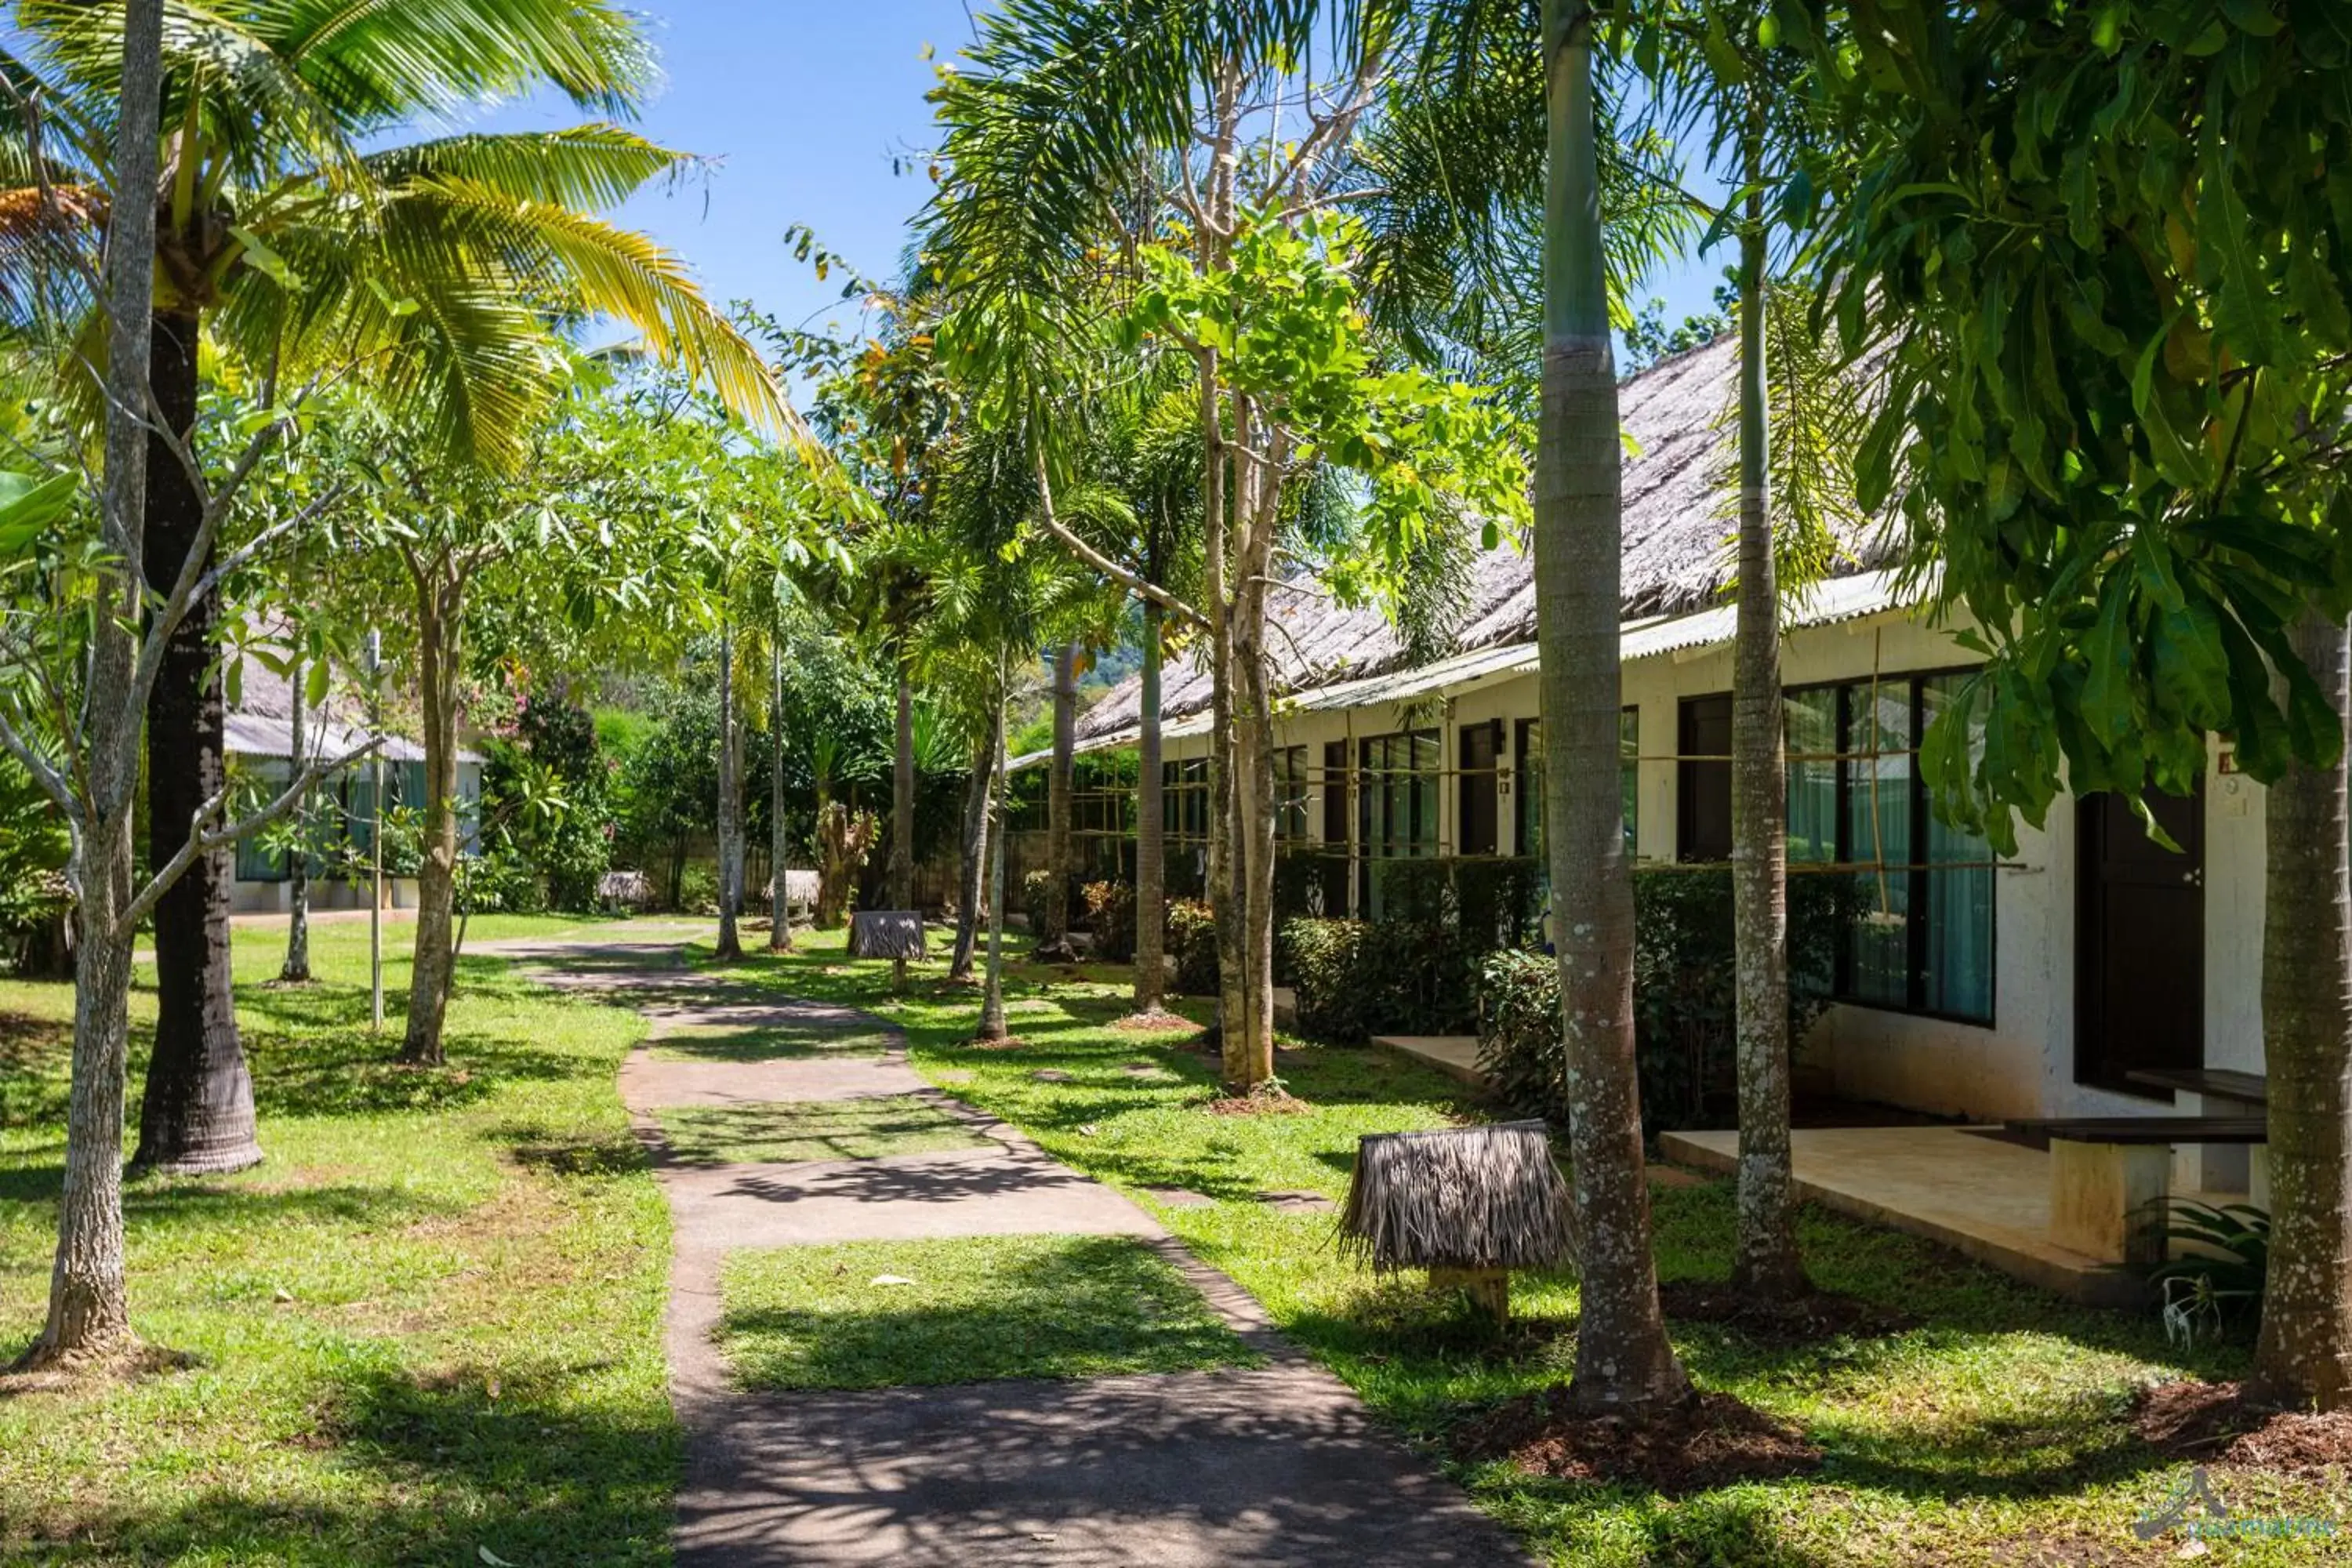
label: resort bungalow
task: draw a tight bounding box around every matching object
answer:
[1058,336,2271,1301]
[223,657,482,915]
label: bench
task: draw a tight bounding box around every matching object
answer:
[2124,1069,2268,1191]
[2002,1116,2268,1266]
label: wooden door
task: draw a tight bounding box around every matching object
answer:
[2076,785,2204,1098]
[1458,721,1501,856]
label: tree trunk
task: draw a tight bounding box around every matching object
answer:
[281,652,312,983]
[1037,641,1081,960]
[888,654,915,910]
[1535,0,1687,1415]
[951,728,994,982]
[2252,610,2352,1410]
[714,619,744,961]
[1728,207,1806,1298]
[977,655,1012,1041]
[401,577,464,1066]
[768,638,793,952]
[1133,599,1167,1013]
[1230,567,1278,1090]
[132,304,261,1176]
[23,0,163,1366]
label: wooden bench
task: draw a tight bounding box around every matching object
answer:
[2125,1069,2268,1191]
[2002,1116,2269,1266]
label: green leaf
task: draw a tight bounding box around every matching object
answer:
[2081,570,2138,745]
[0,470,76,557]
[229,226,303,291]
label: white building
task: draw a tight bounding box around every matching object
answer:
[1065,336,2245,1129]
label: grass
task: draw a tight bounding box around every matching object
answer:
[718,1233,1261,1389]
[1,913,676,1566]
[644,1022,899,1062]
[709,927,2349,1568]
[654,1096,988,1166]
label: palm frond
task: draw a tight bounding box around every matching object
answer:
[363,125,686,212]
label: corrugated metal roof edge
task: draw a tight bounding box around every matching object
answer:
[1047,568,1920,766]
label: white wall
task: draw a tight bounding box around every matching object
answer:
[1156,605,2270,1123]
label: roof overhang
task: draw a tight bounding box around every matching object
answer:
[1049,567,1921,766]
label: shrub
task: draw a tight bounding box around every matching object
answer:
[1279,917,1479,1043]
[458,851,548,916]
[1082,880,1138,964]
[2152,1201,2270,1347]
[1167,898,1220,996]
[677,862,720,916]
[1475,868,1860,1134]
[1022,868,1053,935]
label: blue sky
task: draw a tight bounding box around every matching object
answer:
[484,2,1726,377]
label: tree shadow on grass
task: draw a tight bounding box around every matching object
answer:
[0,1167,460,1232]
[16,1359,678,1565]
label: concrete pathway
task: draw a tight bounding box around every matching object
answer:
[489,932,1531,1568]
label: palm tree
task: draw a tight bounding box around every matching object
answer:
[1528,0,1687,1415]
[0,0,784,1171]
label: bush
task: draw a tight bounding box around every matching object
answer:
[677,862,720,916]
[1022,868,1053,935]
[1370,856,1543,946]
[458,851,548,916]
[1082,880,1138,964]
[1167,898,1219,996]
[1279,917,1479,1043]
[1475,868,1860,1134]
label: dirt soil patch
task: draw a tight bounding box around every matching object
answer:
[1203,1089,1310,1117]
[1112,1011,1201,1033]
[2134,1379,2352,1478]
[1658,1281,1915,1347]
[1450,1385,1821,1495]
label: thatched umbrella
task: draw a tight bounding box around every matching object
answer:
[1339,1121,1575,1325]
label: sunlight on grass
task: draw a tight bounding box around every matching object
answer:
[714,926,2347,1567]
[718,1233,1261,1389]
[0,914,676,1566]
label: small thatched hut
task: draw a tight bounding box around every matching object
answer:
[1340,1120,1575,1324]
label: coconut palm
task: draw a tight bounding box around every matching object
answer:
[0,0,785,1171]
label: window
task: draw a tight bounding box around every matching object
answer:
[233,762,292,883]
[1677,695,1733,861]
[1459,722,1501,856]
[1786,671,1994,1024]
[1359,731,1439,859]
[1516,711,1639,860]
[1162,758,1209,842]
[1273,746,1311,840]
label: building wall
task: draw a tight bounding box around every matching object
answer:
[1158,607,2260,1125]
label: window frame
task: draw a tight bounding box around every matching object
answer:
[1785,665,1997,1029]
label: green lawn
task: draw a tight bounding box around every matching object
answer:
[715,927,2347,1568]
[654,1095,988,1166]
[1,914,676,1566]
[719,1233,1261,1389]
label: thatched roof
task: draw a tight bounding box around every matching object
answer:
[1339,1121,1577,1273]
[1076,334,1893,748]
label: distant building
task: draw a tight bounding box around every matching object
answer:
[222,653,481,913]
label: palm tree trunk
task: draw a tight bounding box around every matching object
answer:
[281,652,312,983]
[2252,609,2352,1410]
[1134,599,1167,1013]
[888,653,916,911]
[132,304,260,1176]
[1038,641,1081,960]
[715,619,744,961]
[977,652,1012,1040]
[951,728,994,982]
[401,575,464,1067]
[1535,0,1687,1415]
[768,639,793,952]
[23,0,161,1363]
[1729,194,1806,1298]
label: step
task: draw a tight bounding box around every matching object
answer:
[1370,1034,1483,1087]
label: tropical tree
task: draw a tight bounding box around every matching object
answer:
[0,0,369,1362]
[0,0,786,1174]
[1816,0,2352,1406]
[931,3,1530,1090]
[1632,0,1866,1300]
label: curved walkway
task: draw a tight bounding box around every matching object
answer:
[487,932,1530,1567]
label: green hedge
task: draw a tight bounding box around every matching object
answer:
[1279,917,1479,1042]
[1475,869,1863,1134]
